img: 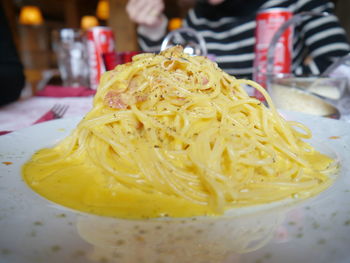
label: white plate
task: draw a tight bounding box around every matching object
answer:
[1,113,350,263]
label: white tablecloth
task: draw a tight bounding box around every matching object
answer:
[0,96,93,131]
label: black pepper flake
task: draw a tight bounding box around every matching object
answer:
[116,240,125,246]
[317,239,326,245]
[138,229,147,234]
[56,213,66,218]
[1,248,11,255]
[51,245,61,252]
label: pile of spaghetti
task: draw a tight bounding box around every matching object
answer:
[23,46,336,219]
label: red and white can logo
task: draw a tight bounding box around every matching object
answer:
[253,8,293,100]
[86,27,116,90]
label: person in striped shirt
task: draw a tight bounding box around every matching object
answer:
[126,0,350,80]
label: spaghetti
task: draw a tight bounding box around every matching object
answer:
[22,46,337,219]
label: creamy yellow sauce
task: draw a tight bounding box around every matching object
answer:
[22,146,333,219]
[22,148,215,219]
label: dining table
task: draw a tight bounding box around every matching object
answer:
[1,82,350,263]
[0,86,95,133]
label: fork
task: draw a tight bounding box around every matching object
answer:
[33,104,69,124]
[50,104,69,119]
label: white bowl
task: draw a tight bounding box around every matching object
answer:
[269,77,347,118]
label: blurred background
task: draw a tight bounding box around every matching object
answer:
[1,0,196,92]
[1,0,350,92]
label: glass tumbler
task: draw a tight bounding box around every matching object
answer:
[52,28,89,87]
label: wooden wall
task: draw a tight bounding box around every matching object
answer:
[108,0,138,52]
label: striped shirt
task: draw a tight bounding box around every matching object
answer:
[138,0,350,79]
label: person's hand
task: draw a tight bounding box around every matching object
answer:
[126,0,165,27]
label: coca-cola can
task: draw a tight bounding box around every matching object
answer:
[86,26,116,89]
[123,51,142,63]
[253,8,293,100]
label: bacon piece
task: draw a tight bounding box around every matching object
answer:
[105,90,145,109]
[136,121,144,130]
[104,91,128,109]
[136,95,147,103]
[202,76,209,85]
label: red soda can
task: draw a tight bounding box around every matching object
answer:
[103,52,123,71]
[86,26,116,89]
[123,51,142,63]
[253,8,293,100]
